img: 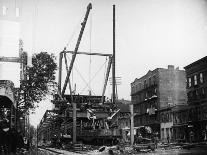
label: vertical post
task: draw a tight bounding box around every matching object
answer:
[112,5,116,104]
[130,104,134,146]
[80,120,82,134]
[10,105,13,128]
[58,52,63,95]
[73,102,77,144]
[36,125,38,155]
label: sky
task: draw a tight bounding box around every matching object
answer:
[1,0,207,126]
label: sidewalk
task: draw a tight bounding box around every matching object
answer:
[157,141,207,150]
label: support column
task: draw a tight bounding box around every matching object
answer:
[73,102,77,144]
[130,104,134,146]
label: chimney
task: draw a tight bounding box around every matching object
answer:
[168,65,174,70]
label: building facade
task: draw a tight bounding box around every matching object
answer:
[184,56,207,142]
[131,65,187,142]
[116,100,131,143]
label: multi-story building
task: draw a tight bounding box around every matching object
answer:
[184,56,207,142]
[131,65,187,142]
[171,104,189,142]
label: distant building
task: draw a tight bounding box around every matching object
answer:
[184,56,207,142]
[131,65,187,142]
[116,99,131,142]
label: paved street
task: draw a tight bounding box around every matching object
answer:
[23,148,83,155]
[22,146,207,155]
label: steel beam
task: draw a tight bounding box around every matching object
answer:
[64,51,112,57]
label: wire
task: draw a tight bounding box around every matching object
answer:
[65,54,108,95]
[88,8,92,95]
[66,54,93,94]
[64,14,86,88]
[65,13,85,48]
[80,58,108,94]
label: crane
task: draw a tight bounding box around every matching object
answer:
[61,3,92,96]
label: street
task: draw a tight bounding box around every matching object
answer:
[23,146,207,155]
[141,147,207,155]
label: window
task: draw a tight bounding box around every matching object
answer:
[201,88,205,98]
[188,77,192,87]
[144,80,147,88]
[202,88,205,95]
[161,128,164,140]
[166,128,169,137]
[196,90,199,96]
[200,73,204,84]
[153,75,156,85]
[2,6,7,16]
[154,88,157,95]
[149,77,152,86]
[139,83,142,90]
[194,75,197,85]
[135,85,138,92]
[16,7,20,17]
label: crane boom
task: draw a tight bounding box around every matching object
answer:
[64,51,112,57]
[61,3,92,96]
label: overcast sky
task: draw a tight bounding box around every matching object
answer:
[17,0,207,126]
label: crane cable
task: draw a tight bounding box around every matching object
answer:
[80,58,108,94]
[65,14,84,48]
[66,54,96,95]
[64,15,84,89]
[88,9,92,95]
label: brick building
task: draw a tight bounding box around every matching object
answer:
[184,56,207,142]
[131,65,187,142]
[116,100,131,142]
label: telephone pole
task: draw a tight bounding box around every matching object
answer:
[112,5,116,104]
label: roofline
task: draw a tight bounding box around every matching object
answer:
[184,56,207,70]
[131,68,159,84]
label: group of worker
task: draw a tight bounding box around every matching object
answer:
[0,118,25,155]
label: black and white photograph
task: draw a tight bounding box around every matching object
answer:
[0,0,207,154]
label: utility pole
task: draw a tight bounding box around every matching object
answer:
[130,104,134,146]
[58,52,63,96]
[36,125,38,155]
[112,5,116,104]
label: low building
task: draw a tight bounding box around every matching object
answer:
[172,105,189,142]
